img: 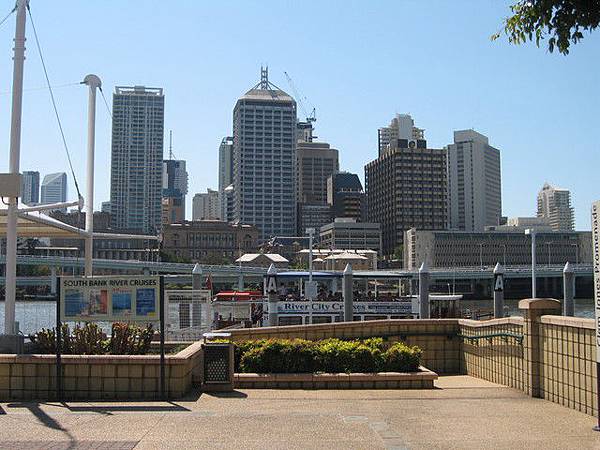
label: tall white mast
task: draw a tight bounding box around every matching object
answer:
[4,0,28,336]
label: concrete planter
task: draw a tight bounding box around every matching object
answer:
[0,341,203,401]
[235,366,437,389]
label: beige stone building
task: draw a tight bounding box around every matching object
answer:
[161,220,258,263]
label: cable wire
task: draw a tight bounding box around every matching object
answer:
[27,4,82,205]
[0,4,16,29]
[99,87,113,120]
[0,82,80,95]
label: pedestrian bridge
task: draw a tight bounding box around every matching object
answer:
[0,254,592,287]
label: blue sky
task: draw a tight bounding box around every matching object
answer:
[0,0,598,229]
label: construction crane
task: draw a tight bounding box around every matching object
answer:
[284,71,316,124]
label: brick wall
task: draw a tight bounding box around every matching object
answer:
[539,316,596,416]
[459,317,524,391]
[0,341,202,401]
[227,319,461,374]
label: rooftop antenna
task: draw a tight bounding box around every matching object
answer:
[169,130,173,160]
[260,66,269,89]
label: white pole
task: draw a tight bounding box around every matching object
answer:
[82,75,101,277]
[306,227,314,325]
[4,0,28,336]
[526,229,537,298]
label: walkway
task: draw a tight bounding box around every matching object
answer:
[0,376,597,449]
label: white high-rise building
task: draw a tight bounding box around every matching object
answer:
[378,113,425,155]
[537,182,574,231]
[447,130,502,232]
[110,86,164,234]
[192,189,221,220]
[40,172,67,205]
[21,171,39,205]
[232,67,297,239]
[218,136,234,219]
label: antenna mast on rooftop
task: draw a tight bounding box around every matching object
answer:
[260,66,269,89]
[168,130,173,160]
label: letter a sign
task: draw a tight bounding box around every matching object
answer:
[494,274,504,292]
[265,275,277,294]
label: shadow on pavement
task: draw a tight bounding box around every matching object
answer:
[64,402,190,414]
[203,390,248,399]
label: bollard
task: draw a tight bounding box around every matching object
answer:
[563,262,575,316]
[50,266,57,295]
[418,262,430,319]
[342,264,353,322]
[192,263,202,290]
[493,262,505,318]
[265,264,279,327]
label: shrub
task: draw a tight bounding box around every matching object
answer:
[383,342,422,372]
[240,339,317,373]
[233,337,422,374]
[29,322,154,355]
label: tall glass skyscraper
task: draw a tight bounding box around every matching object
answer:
[110,86,164,234]
[21,171,40,205]
[40,172,67,205]
[232,68,297,240]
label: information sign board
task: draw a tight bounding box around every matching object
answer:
[60,276,160,322]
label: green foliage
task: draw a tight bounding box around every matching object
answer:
[228,337,422,374]
[108,322,155,355]
[29,322,154,355]
[240,339,317,373]
[383,342,422,372]
[492,0,600,55]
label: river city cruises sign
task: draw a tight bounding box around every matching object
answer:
[59,276,161,322]
[269,301,413,315]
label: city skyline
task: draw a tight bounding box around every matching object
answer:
[0,1,597,229]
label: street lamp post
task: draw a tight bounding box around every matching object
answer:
[306,227,315,325]
[525,229,537,298]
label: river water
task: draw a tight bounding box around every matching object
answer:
[0,298,595,335]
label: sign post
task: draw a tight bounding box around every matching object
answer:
[57,275,163,400]
[493,263,505,319]
[265,264,278,327]
[56,276,62,401]
[591,201,600,431]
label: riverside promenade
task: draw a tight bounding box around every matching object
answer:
[0,376,598,450]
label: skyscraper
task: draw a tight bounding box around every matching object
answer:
[365,138,447,260]
[446,130,502,231]
[218,136,234,219]
[110,86,164,234]
[192,189,221,221]
[537,183,574,231]
[40,172,67,205]
[297,141,339,204]
[232,68,297,239]
[327,172,365,221]
[378,113,425,156]
[21,170,39,205]
[162,159,188,226]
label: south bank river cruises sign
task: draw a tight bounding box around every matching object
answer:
[59,276,161,322]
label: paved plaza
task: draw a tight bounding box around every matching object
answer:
[0,376,598,449]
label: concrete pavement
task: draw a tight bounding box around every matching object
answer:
[0,376,598,449]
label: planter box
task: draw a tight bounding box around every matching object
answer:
[0,341,203,401]
[234,366,437,389]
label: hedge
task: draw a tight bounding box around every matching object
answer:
[214,337,422,374]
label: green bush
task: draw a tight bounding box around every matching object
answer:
[240,339,316,373]
[383,342,422,372]
[29,322,155,355]
[228,337,421,374]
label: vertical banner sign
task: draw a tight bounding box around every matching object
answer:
[591,201,600,431]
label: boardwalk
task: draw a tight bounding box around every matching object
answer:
[0,376,597,449]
